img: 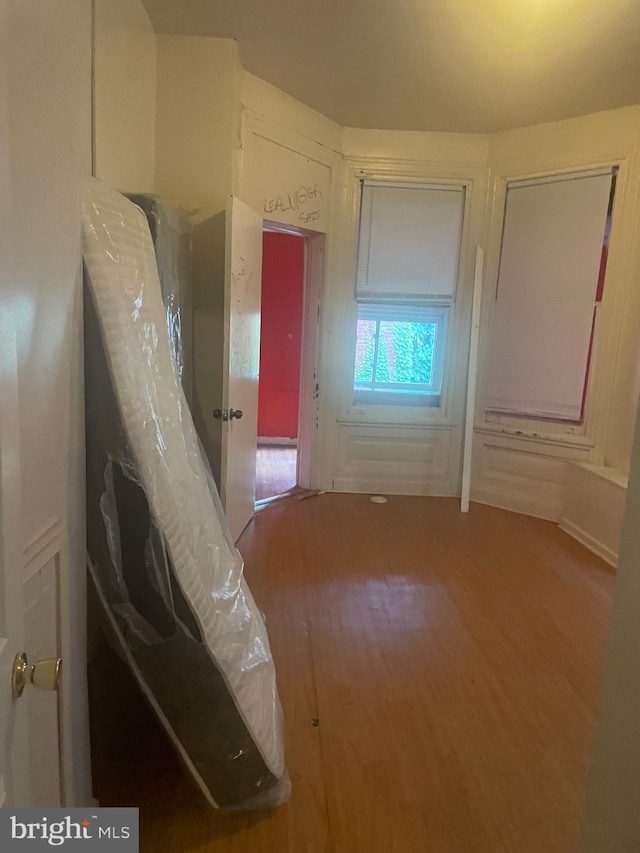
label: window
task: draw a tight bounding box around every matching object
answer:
[485,169,615,422]
[354,304,448,404]
[353,181,464,405]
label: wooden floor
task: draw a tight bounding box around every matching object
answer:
[255,444,298,501]
[93,495,614,852]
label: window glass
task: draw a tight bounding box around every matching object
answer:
[354,304,448,403]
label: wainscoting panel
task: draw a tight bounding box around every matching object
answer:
[332,425,455,495]
[470,431,592,520]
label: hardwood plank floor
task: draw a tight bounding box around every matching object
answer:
[92,495,614,852]
[255,444,298,501]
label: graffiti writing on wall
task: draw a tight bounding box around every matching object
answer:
[263,184,323,224]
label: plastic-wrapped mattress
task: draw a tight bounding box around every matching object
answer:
[82,177,288,809]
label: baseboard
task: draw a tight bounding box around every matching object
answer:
[470,486,561,522]
[257,437,298,447]
[558,516,618,568]
[332,476,455,496]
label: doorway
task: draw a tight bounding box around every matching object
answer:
[256,225,322,504]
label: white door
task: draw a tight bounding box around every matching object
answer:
[0,0,92,807]
[221,197,264,540]
[193,197,264,542]
[0,312,29,806]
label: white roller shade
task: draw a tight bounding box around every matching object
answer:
[356,183,465,301]
[485,171,612,421]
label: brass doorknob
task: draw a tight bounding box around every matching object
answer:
[213,408,229,421]
[229,409,243,420]
[12,652,62,699]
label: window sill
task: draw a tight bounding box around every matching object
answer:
[338,408,453,429]
[353,391,441,408]
[474,423,594,450]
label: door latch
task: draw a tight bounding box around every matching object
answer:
[213,408,243,421]
[12,652,62,699]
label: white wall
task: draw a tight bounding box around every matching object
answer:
[239,71,340,236]
[342,128,489,163]
[94,0,156,192]
[155,36,240,221]
[560,464,627,567]
[242,72,342,155]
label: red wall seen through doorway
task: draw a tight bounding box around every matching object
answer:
[258,232,305,439]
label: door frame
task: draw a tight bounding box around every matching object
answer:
[261,220,325,492]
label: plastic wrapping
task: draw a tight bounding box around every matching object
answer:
[125,194,193,403]
[82,177,289,810]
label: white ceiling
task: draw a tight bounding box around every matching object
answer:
[141,0,640,133]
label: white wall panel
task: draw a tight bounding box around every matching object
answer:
[155,36,240,219]
[332,426,454,495]
[244,132,332,232]
[560,463,627,565]
[470,433,592,520]
[94,0,156,192]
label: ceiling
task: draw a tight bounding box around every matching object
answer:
[141,0,640,133]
